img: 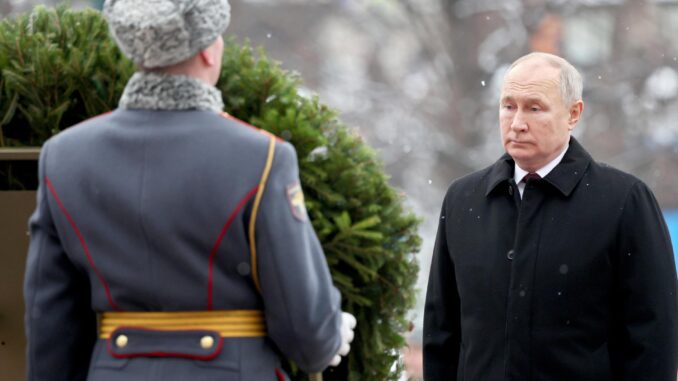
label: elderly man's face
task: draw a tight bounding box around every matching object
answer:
[499,60,578,172]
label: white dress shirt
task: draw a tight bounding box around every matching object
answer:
[514,144,569,199]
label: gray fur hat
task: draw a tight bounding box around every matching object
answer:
[104,0,230,68]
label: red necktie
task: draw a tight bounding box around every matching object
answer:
[522,173,542,183]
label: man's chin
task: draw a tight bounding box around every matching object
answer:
[505,146,533,159]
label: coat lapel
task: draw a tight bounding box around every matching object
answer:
[542,137,592,197]
[484,153,514,197]
[484,137,593,198]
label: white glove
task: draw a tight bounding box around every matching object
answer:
[329,312,357,367]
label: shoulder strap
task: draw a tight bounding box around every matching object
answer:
[248,135,276,293]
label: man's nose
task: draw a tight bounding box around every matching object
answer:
[510,111,528,132]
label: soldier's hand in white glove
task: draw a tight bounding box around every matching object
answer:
[329,312,357,367]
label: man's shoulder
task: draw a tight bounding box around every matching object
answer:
[588,160,643,191]
[570,138,644,193]
[46,111,115,147]
[443,162,498,200]
[217,112,293,157]
[217,112,275,142]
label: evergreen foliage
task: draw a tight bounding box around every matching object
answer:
[0,6,421,380]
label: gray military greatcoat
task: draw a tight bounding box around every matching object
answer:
[24,72,342,381]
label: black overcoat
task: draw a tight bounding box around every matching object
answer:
[424,137,678,381]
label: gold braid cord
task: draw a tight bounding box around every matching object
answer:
[249,135,276,293]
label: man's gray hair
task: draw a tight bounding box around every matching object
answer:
[507,52,583,105]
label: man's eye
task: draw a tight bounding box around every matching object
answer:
[503,105,513,110]
[531,107,540,112]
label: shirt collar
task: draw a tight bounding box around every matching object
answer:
[513,143,569,184]
[485,137,592,197]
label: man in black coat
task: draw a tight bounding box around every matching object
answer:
[423,52,678,381]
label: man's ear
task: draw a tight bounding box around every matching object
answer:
[568,100,584,130]
[199,48,216,67]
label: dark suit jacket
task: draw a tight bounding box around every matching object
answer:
[424,137,678,380]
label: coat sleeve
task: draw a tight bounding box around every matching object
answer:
[254,141,342,373]
[614,181,678,381]
[23,141,97,381]
[423,197,461,380]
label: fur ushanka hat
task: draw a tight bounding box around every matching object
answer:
[103,0,231,69]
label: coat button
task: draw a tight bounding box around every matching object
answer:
[200,335,215,349]
[507,250,515,260]
[115,335,128,348]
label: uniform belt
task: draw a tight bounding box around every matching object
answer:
[98,310,266,339]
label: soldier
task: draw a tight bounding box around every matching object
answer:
[23,1,356,380]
